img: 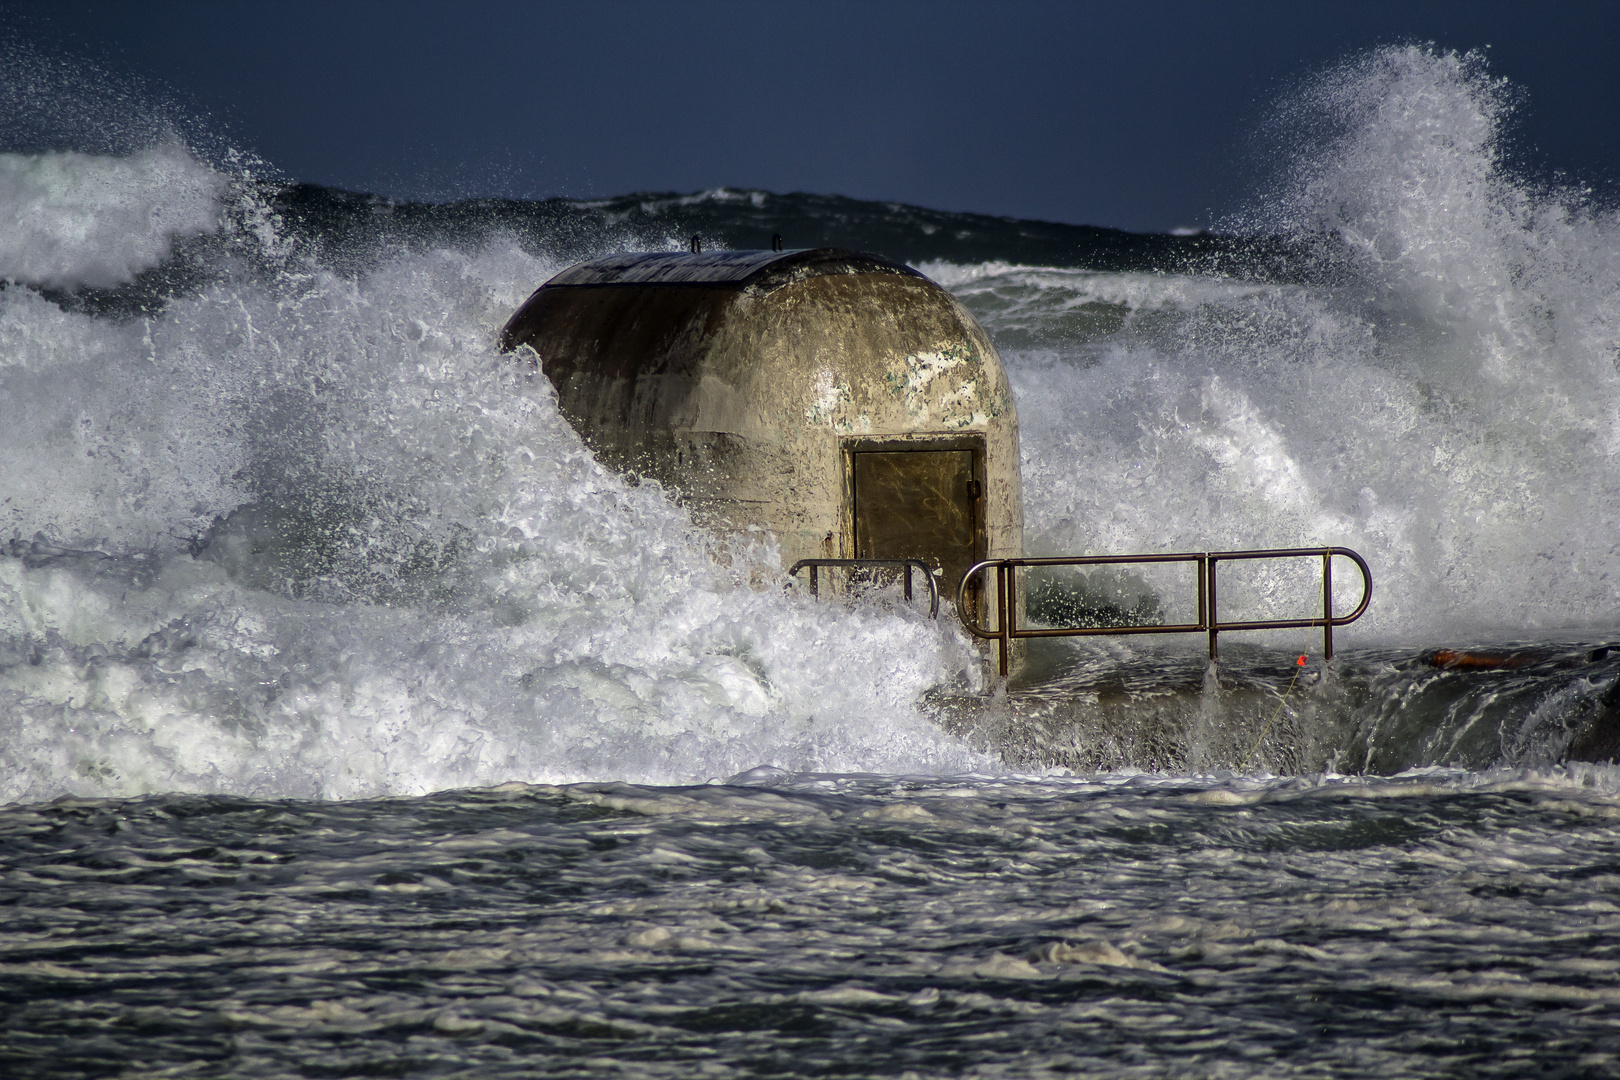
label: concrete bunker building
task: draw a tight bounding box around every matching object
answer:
[499,247,1023,615]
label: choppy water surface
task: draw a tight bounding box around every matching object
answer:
[5,41,1620,1076]
[4,771,1620,1078]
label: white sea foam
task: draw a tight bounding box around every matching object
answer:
[2,46,1618,802]
[0,143,226,289]
[951,47,1620,639]
[0,198,987,803]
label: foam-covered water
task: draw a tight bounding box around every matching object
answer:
[5,768,1620,1078]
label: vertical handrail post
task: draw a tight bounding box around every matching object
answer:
[1195,554,1207,634]
[903,564,913,602]
[1322,548,1334,660]
[1006,563,1016,676]
[809,564,818,598]
[991,566,1004,676]
[1206,554,1220,660]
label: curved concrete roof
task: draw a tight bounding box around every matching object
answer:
[540,247,923,293]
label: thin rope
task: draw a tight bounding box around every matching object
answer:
[1240,568,1327,771]
[1240,654,1305,771]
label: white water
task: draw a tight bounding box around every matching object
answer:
[941,48,1620,639]
[0,143,225,289]
[3,46,1619,802]
[0,205,986,803]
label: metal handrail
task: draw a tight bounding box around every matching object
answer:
[788,558,940,618]
[958,546,1372,675]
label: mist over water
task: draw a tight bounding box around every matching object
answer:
[2,46,1619,802]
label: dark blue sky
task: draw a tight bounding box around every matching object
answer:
[5,1,1619,232]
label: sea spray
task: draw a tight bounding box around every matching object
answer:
[0,158,988,802]
[3,47,1620,795]
[974,46,1620,639]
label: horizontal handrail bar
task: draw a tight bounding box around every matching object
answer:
[1209,547,1373,630]
[958,546,1371,675]
[788,558,940,618]
[979,553,1208,566]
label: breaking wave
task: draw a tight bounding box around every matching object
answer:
[2,45,1619,800]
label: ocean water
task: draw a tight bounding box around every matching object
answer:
[4,770,1620,1079]
[3,44,1620,1076]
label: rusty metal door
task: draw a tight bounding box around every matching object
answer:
[852,447,985,608]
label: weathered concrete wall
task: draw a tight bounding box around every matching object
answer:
[501,252,1023,619]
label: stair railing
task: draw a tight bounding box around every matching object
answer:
[788,558,940,618]
[958,547,1372,676]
